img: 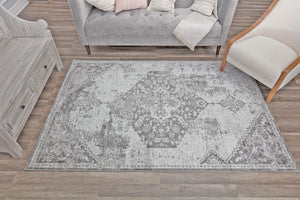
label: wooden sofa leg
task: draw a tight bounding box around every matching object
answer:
[294,75,298,81]
[216,46,221,57]
[85,45,91,56]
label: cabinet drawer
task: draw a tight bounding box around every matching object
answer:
[33,49,55,87]
[3,86,35,137]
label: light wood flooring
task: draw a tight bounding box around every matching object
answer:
[1,0,300,199]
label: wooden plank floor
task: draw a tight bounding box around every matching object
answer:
[1,0,300,199]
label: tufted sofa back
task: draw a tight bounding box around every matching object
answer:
[68,0,239,45]
[146,0,229,23]
[174,0,194,8]
[147,0,194,8]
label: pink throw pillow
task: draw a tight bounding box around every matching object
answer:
[115,0,147,13]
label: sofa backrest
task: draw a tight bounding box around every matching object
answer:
[146,0,193,8]
[68,0,239,45]
[146,0,234,21]
[174,0,194,8]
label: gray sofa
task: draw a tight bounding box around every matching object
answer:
[68,0,239,56]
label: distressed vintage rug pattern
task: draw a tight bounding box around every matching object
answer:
[27,60,298,171]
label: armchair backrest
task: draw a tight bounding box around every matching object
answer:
[253,0,300,55]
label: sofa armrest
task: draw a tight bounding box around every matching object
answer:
[218,0,239,45]
[0,5,49,38]
[68,0,92,44]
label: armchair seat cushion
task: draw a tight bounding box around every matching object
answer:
[84,8,222,45]
[227,36,298,89]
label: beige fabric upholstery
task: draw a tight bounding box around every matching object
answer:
[228,36,298,89]
[173,0,218,51]
[190,0,216,16]
[236,0,300,55]
[226,0,300,91]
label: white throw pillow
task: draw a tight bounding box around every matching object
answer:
[85,0,115,12]
[190,0,216,16]
[148,0,176,12]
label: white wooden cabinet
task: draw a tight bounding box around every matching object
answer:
[0,5,63,158]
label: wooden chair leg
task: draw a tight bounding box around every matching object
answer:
[266,74,286,103]
[220,60,227,72]
[85,45,91,56]
[216,46,221,57]
[220,44,231,72]
[266,58,300,103]
[266,87,278,103]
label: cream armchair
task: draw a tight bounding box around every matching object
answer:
[220,0,300,103]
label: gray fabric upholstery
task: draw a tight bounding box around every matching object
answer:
[68,0,239,46]
[217,0,239,44]
[85,8,222,46]
[147,0,194,8]
[68,0,92,44]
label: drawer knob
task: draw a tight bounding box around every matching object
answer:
[21,105,25,109]
[44,65,48,69]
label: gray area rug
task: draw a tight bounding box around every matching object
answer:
[27,60,298,171]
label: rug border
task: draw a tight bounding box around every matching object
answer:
[26,59,299,172]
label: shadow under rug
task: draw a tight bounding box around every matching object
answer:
[27,60,298,171]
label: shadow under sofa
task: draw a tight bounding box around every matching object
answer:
[68,0,239,56]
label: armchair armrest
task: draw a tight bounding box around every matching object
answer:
[283,57,300,75]
[0,6,49,38]
[266,56,300,102]
[68,0,93,45]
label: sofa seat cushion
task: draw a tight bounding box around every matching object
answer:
[227,36,298,89]
[84,8,222,45]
